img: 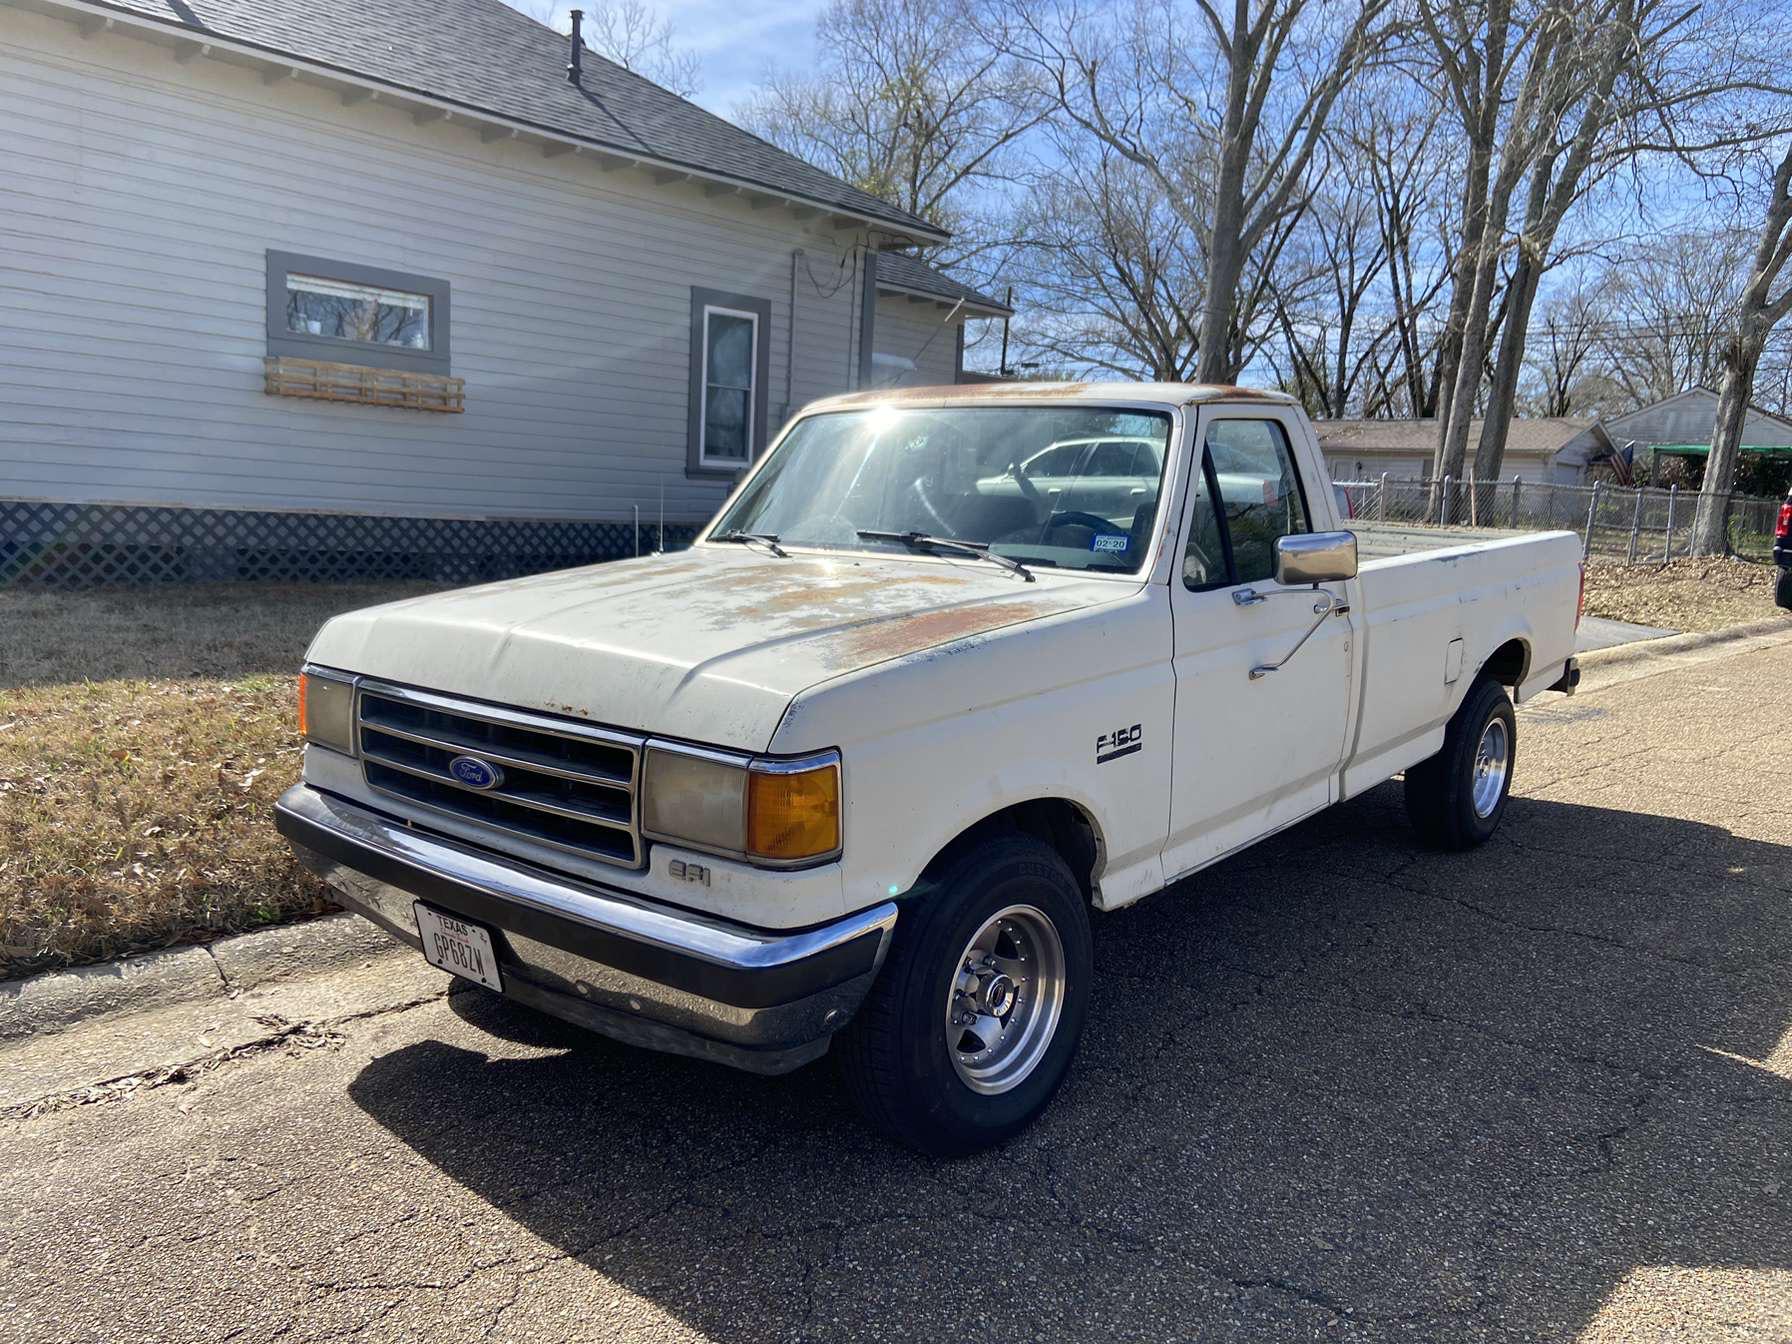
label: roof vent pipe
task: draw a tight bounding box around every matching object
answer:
[567,9,584,85]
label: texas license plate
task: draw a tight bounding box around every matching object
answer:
[414,903,502,991]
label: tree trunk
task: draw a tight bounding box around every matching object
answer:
[1432,158,1488,457]
[1689,145,1792,554]
[1435,240,1501,519]
[1195,147,1252,383]
[1689,333,1763,555]
[1473,242,1544,481]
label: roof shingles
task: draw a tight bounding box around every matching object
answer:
[89,0,942,238]
[1316,417,1609,458]
[873,251,1010,314]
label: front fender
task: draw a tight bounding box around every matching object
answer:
[770,586,1173,911]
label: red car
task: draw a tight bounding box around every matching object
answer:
[1775,486,1790,610]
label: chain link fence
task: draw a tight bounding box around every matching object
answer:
[1332,476,1784,563]
[0,499,700,589]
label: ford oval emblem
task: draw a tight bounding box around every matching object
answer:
[448,754,504,791]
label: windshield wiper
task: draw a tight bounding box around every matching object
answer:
[712,530,789,558]
[855,530,1034,582]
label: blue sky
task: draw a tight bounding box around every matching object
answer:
[506,0,825,116]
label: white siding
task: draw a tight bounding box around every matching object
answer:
[1605,388,1792,449]
[870,293,961,389]
[0,12,873,522]
[1324,452,1432,481]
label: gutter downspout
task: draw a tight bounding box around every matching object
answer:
[786,249,799,425]
[857,247,878,389]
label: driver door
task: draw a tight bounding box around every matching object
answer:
[1162,406,1356,880]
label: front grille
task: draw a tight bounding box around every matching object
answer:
[356,683,644,868]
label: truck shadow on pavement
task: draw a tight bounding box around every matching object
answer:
[347,783,1792,1340]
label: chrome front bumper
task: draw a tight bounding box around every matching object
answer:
[275,785,897,1074]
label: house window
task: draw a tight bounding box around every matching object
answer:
[287,274,430,350]
[266,251,450,374]
[688,287,772,476]
[701,307,758,465]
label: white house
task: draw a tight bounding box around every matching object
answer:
[0,0,1009,579]
[1600,387,1792,479]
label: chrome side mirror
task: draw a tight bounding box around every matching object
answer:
[1274,531,1357,587]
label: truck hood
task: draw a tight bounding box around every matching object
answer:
[306,547,1130,751]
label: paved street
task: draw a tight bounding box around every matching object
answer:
[5,634,1792,1343]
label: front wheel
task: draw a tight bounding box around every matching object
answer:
[834,833,1092,1156]
[1404,676,1516,850]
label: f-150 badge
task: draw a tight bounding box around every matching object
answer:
[1096,724,1143,763]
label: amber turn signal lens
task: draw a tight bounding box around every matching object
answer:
[746,761,840,862]
[296,669,355,754]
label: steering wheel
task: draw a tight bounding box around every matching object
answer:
[1044,510,1126,538]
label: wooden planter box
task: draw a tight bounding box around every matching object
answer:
[264,356,465,413]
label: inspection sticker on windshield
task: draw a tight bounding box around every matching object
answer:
[1092,533,1129,553]
[414,903,502,992]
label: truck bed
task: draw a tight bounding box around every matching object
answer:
[1349,519,1555,562]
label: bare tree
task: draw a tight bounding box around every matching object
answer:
[1519,271,1612,415]
[737,0,1045,267]
[1470,0,1792,485]
[1596,229,1754,405]
[525,1,701,97]
[1690,141,1792,554]
[987,0,1405,382]
[1265,89,1460,417]
[1421,0,1638,507]
[1007,144,1208,378]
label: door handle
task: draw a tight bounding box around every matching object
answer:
[1233,586,1331,611]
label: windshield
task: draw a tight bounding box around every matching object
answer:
[711,406,1174,574]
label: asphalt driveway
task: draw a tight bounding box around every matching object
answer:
[3,635,1790,1342]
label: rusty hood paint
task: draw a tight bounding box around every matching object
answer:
[305,547,1133,751]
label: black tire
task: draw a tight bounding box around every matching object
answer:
[834,833,1092,1157]
[1776,566,1792,611]
[1404,676,1516,850]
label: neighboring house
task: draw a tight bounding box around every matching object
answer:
[1600,387,1792,479]
[0,0,1008,580]
[1316,418,1614,484]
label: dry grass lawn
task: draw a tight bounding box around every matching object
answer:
[0,583,435,980]
[1583,557,1789,633]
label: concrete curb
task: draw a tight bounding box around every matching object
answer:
[0,912,398,1043]
[1575,615,1792,678]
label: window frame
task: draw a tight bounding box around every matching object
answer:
[688,287,773,478]
[265,250,451,375]
[1182,414,1315,593]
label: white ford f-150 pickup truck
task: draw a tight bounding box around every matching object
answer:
[277,383,1583,1154]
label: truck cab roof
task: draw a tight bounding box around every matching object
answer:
[806,382,1300,413]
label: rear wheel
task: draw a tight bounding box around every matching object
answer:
[1776,566,1792,611]
[1404,676,1516,850]
[834,833,1092,1156]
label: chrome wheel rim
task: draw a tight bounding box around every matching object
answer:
[1472,717,1509,818]
[945,905,1067,1096]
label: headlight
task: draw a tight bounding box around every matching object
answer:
[298,668,356,755]
[643,745,840,866]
